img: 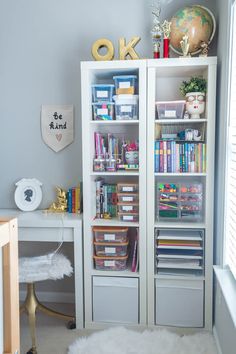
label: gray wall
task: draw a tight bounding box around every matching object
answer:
[0,0,216,209]
[214,0,236,353]
[0,0,219,299]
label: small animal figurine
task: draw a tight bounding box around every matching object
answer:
[199,41,209,57]
[46,187,68,212]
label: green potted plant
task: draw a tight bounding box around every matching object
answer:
[180,77,207,119]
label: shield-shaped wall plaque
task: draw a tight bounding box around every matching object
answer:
[41,105,74,152]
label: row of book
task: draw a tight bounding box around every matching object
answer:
[95,179,117,218]
[67,184,82,213]
[154,140,206,173]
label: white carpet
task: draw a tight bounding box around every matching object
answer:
[68,326,218,354]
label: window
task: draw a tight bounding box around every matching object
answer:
[225,2,236,280]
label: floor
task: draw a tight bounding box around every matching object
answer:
[20,303,94,354]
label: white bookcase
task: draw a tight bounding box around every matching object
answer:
[81,57,216,331]
[147,57,217,331]
[81,60,147,329]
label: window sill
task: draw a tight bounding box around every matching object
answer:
[214,265,236,327]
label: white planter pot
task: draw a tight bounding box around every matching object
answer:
[185,92,205,119]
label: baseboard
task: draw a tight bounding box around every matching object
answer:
[20,290,74,304]
[213,326,223,354]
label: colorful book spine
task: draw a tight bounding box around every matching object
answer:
[163,140,167,173]
[159,141,164,173]
[167,141,171,173]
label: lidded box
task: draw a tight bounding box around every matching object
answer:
[92,84,115,102]
[113,95,139,120]
[94,241,129,257]
[113,75,137,95]
[93,255,128,271]
[93,226,128,243]
[92,102,114,120]
[156,100,185,119]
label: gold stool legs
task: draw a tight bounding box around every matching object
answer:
[21,283,75,353]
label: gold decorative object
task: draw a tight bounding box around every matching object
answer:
[161,20,172,39]
[180,35,191,57]
[92,38,115,61]
[46,187,68,212]
[119,37,141,60]
[199,41,209,57]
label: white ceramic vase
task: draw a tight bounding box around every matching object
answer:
[185,92,205,119]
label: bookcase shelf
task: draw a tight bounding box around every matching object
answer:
[81,57,216,331]
[81,59,146,329]
[147,57,216,330]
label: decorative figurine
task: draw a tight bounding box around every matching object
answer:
[46,187,68,212]
[180,35,191,57]
[199,41,209,57]
[183,110,190,119]
[161,20,171,58]
[151,2,162,59]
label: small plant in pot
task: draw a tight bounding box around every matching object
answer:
[125,141,139,165]
[180,77,207,119]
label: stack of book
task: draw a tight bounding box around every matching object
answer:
[95,179,117,218]
[154,140,206,173]
[67,183,82,213]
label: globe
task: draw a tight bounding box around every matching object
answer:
[169,5,216,55]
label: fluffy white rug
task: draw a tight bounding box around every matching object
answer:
[68,326,217,354]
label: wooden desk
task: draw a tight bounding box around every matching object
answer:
[0,217,20,354]
[0,210,84,330]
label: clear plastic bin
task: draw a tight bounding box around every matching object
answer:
[93,226,128,243]
[117,193,139,203]
[92,84,115,102]
[113,75,137,95]
[94,241,129,256]
[118,203,139,213]
[94,255,128,271]
[92,102,114,120]
[113,95,139,120]
[156,182,203,221]
[117,183,139,193]
[118,212,139,222]
[156,100,185,119]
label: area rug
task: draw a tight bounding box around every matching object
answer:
[68,326,217,354]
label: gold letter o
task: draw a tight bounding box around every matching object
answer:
[92,38,114,61]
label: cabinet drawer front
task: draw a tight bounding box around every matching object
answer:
[18,227,73,242]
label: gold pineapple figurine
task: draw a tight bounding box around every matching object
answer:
[46,187,68,212]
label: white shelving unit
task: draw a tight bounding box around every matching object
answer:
[81,60,147,329]
[147,57,217,330]
[81,57,216,331]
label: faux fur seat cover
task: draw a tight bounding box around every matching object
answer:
[19,253,73,283]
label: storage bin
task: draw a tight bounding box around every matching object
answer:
[92,102,114,120]
[117,193,139,203]
[113,95,139,120]
[93,255,128,271]
[117,183,139,193]
[94,241,129,257]
[93,226,128,243]
[91,84,115,102]
[93,276,139,323]
[155,279,204,327]
[156,182,203,221]
[156,100,185,119]
[113,75,137,95]
[118,212,139,222]
[118,203,139,213]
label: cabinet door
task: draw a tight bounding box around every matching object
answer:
[155,279,204,327]
[93,276,139,324]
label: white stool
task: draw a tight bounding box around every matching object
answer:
[19,253,74,354]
